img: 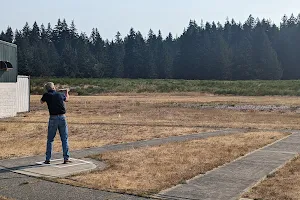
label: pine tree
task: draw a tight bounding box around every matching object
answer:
[223,19,232,44]
[14,30,30,75]
[146,29,158,78]
[277,14,299,79]
[52,19,70,55]
[70,20,78,39]
[124,28,135,78]
[232,34,254,80]
[4,27,14,43]
[22,22,31,38]
[288,14,297,27]
[163,33,176,78]
[111,31,125,78]
[69,20,79,47]
[40,24,47,41]
[134,31,147,78]
[252,28,282,79]
[3,15,300,80]
[46,23,53,41]
[211,34,232,79]
[156,30,166,79]
[90,28,110,77]
[0,27,13,43]
[30,22,40,44]
[244,15,255,31]
[174,20,204,79]
[124,28,147,78]
[0,31,5,41]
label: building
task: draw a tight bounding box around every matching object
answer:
[0,40,30,118]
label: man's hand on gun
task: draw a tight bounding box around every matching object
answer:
[59,88,70,102]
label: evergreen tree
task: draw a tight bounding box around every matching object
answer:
[22,22,31,38]
[134,31,147,78]
[110,32,125,78]
[146,29,158,78]
[30,22,40,44]
[124,28,135,78]
[156,30,167,79]
[124,28,146,78]
[163,33,176,78]
[90,28,110,77]
[2,27,14,43]
[40,24,47,41]
[0,31,5,41]
[14,29,30,75]
[210,34,232,80]
[232,34,254,79]
[252,27,282,79]
[2,15,300,80]
[277,14,299,79]
[174,20,204,79]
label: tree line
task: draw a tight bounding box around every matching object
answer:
[1,14,300,80]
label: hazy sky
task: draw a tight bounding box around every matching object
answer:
[1,0,299,39]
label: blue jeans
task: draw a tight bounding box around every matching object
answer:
[46,115,70,161]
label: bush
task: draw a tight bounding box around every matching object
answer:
[30,78,300,96]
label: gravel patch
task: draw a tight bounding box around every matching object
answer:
[171,103,300,112]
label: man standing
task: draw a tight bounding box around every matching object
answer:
[41,82,71,164]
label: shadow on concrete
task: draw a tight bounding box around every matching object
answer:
[0,164,42,174]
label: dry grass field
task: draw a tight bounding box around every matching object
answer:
[1,93,300,159]
[1,93,300,197]
[0,196,11,200]
[58,131,289,195]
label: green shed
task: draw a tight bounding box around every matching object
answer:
[0,40,18,82]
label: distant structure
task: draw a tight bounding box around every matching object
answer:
[0,40,30,118]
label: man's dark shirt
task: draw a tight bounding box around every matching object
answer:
[41,90,66,115]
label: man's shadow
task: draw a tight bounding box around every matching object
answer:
[0,163,44,178]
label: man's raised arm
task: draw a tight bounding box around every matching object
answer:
[65,89,70,102]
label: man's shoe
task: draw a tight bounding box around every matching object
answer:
[63,160,72,164]
[44,160,50,164]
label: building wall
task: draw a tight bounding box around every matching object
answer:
[0,40,18,82]
[0,83,17,118]
[16,76,30,113]
[0,41,29,118]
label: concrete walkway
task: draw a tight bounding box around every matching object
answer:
[154,131,300,200]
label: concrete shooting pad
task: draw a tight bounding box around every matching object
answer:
[12,158,97,178]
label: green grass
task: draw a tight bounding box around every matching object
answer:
[30,78,300,96]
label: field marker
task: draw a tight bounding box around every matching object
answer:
[36,158,92,168]
[54,163,86,168]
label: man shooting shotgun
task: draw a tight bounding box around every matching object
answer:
[40,82,71,164]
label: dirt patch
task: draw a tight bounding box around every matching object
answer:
[243,156,300,200]
[58,131,289,195]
